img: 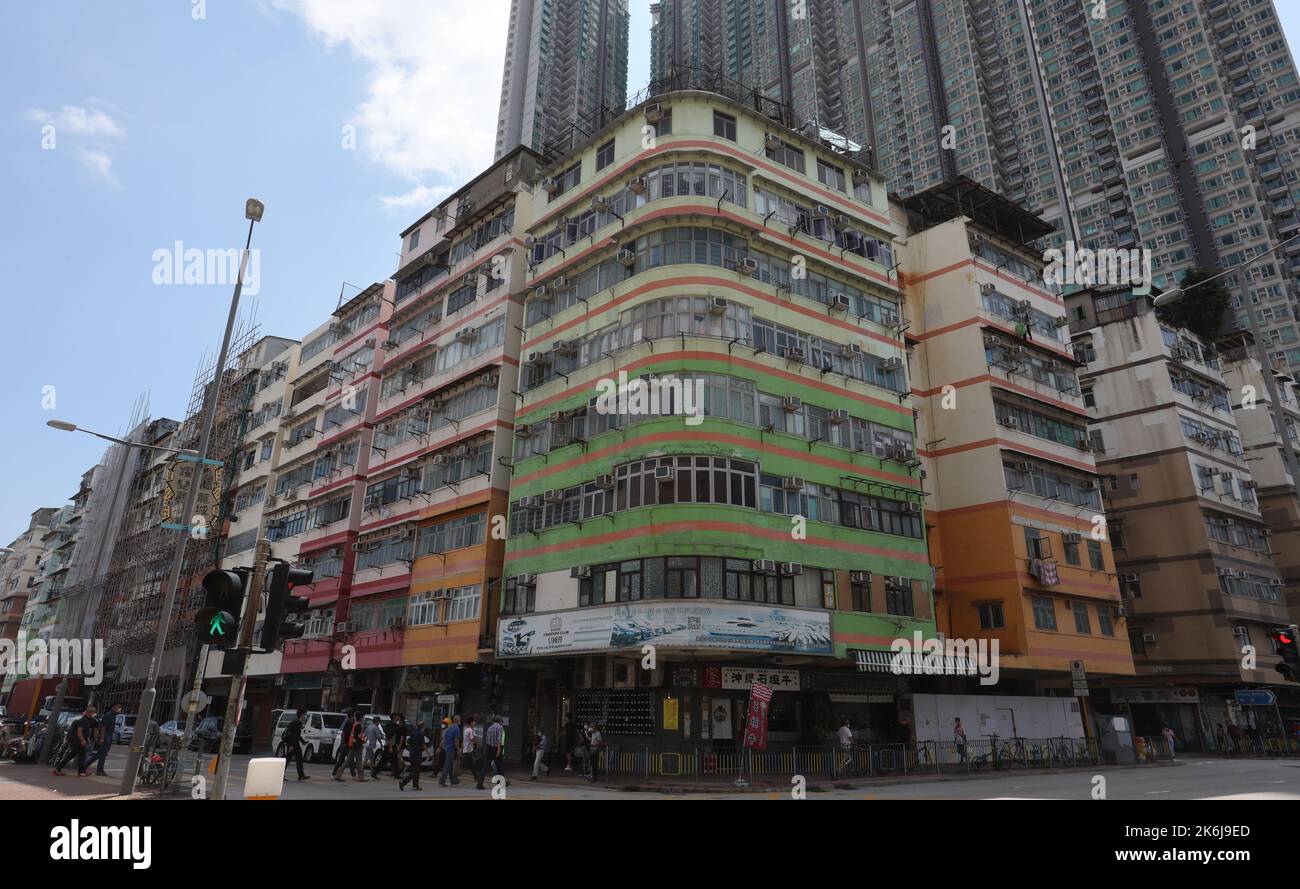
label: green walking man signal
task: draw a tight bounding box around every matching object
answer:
[197,568,249,648]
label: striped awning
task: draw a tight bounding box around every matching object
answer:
[853,648,978,675]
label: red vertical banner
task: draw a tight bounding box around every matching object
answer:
[743,682,773,751]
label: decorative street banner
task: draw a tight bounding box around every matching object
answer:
[742,681,773,751]
[497,602,832,657]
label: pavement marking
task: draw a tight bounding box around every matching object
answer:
[1144,790,1171,794]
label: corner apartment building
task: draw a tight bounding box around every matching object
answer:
[896,180,1135,734]
[495,0,630,160]
[500,88,937,756]
[1067,286,1294,748]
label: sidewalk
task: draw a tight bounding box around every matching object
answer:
[0,761,130,801]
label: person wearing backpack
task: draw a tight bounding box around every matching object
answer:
[283,709,309,781]
[399,721,428,791]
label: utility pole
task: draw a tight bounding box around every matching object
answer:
[119,199,263,796]
[211,537,269,801]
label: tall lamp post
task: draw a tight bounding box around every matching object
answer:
[111,199,264,795]
[38,421,208,763]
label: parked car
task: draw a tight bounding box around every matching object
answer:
[271,710,346,763]
[192,716,253,754]
[113,713,137,744]
[157,721,186,744]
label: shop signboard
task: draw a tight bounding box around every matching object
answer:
[497,602,832,657]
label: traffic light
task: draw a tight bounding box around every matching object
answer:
[197,569,248,648]
[1271,625,1300,680]
[260,562,313,650]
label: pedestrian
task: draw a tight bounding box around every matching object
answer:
[531,728,551,780]
[464,715,486,789]
[332,710,365,782]
[432,717,450,775]
[364,716,384,777]
[399,721,428,791]
[282,709,309,781]
[953,717,968,764]
[53,707,97,777]
[1227,721,1242,754]
[587,723,605,782]
[1214,723,1227,754]
[85,702,122,776]
[388,713,408,781]
[837,718,856,773]
[1161,724,1177,760]
[438,715,462,786]
[573,722,590,777]
[563,714,577,771]
[485,715,507,784]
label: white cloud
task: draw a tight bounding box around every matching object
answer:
[75,148,116,184]
[380,183,455,211]
[26,104,125,139]
[273,0,509,208]
[26,102,125,184]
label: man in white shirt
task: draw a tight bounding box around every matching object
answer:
[837,719,856,773]
[464,716,485,789]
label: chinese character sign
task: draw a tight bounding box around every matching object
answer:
[743,682,773,751]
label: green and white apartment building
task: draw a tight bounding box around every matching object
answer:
[498,91,939,753]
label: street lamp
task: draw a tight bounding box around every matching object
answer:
[46,420,200,458]
[116,199,265,796]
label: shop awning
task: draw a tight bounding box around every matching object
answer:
[853,648,978,675]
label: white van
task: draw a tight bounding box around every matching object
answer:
[271,710,347,762]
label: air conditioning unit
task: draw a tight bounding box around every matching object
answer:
[765,133,783,151]
[1052,316,1070,328]
[782,347,806,362]
[591,196,611,213]
[1122,573,1139,583]
[283,409,297,420]
[541,177,560,195]
[629,175,648,194]
[840,343,862,358]
[850,570,870,583]
[830,409,850,425]
[752,559,778,573]
[907,501,922,513]
[998,416,1019,429]
[266,495,278,507]
[543,489,563,503]
[430,454,447,466]
[782,395,802,412]
[836,214,852,228]
[528,285,550,302]
[335,621,354,634]
[1232,626,1250,638]
[617,248,636,267]
[740,257,759,273]
[517,573,537,587]
[571,566,592,579]
[595,473,615,489]
[644,103,663,124]
[456,327,478,343]
[1142,632,1157,643]
[1270,578,1284,587]
[708,296,729,315]
[831,293,851,311]
[479,372,497,386]
[551,339,577,356]
[780,562,804,576]
[981,283,996,294]
[813,204,830,217]
[654,465,676,483]
[883,357,903,371]
[1242,480,1258,489]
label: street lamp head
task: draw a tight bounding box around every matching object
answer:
[1152,288,1183,307]
[245,198,265,223]
[46,419,78,432]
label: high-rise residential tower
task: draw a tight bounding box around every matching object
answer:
[495,0,631,161]
[650,0,1300,370]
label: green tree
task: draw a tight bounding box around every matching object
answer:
[1155,268,1230,343]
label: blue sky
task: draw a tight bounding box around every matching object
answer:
[0,0,652,542]
[0,0,1297,542]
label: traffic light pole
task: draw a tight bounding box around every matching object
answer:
[211,537,269,801]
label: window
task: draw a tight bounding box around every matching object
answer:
[978,602,1005,629]
[408,229,420,252]
[1083,386,1096,408]
[652,108,672,137]
[596,139,614,171]
[1098,607,1115,637]
[1072,603,1092,634]
[816,159,846,192]
[1032,596,1057,631]
[712,111,737,141]
[1128,473,1141,491]
[820,570,836,609]
[1087,540,1104,570]
[501,576,535,615]
[850,573,871,612]
[1063,535,1081,566]
[408,592,440,626]
[765,136,806,173]
[885,577,913,616]
[1025,527,1052,559]
[445,584,482,622]
[666,556,700,599]
[1129,630,1147,655]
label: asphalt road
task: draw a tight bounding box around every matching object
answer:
[10,749,1291,800]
